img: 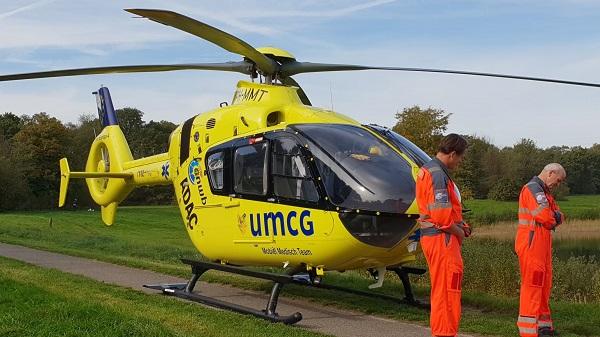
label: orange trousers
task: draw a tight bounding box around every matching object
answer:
[421,233,463,337]
[515,226,553,336]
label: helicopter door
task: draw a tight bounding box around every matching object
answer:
[271,135,320,203]
[231,141,275,244]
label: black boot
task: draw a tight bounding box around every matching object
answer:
[538,327,556,337]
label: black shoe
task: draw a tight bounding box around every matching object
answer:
[538,327,555,337]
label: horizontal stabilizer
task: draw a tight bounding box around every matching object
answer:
[58,158,133,207]
[69,172,133,179]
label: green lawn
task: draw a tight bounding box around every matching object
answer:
[0,256,328,337]
[464,194,600,225]
[1,207,599,337]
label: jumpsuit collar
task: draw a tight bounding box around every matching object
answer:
[432,157,452,180]
[531,175,549,193]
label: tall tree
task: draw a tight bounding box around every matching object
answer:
[137,120,177,156]
[560,146,596,194]
[0,135,30,210]
[392,106,451,156]
[116,107,145,158]
[12,113,71,208]
[454,136,498,199]
[0,112,24,139]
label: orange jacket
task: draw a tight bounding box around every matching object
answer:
[518,176,562,230]
[416,159,464,230]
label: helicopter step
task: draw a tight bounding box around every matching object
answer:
[144,259,303,325]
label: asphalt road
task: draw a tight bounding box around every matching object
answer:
[0,243,477,337]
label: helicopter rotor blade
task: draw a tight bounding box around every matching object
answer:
[0,62,253,82]
[280,77,311,106]
[125,9,278,75]
[280,62,600,88]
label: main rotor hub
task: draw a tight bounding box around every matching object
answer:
[256,47,296,62]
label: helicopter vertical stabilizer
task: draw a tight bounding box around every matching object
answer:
[93,87,118,127]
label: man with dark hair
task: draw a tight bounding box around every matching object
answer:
[516,163,566,337]
[416,133,470,337]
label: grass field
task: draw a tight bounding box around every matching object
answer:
[0,256,327,337]
[1,207,600,336]
[464,194,600,225]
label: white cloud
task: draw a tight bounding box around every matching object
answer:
[0,0,56,20]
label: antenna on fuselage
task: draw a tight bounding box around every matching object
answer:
[329,81,334,111]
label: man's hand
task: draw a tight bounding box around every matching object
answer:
[554,211,564,226]
[463,224,472,238]
[350,154,370,161]
[444,224,465,245]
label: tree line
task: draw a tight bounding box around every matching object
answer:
[0,109,176,210]
[393,106,600,200]
[1,106,598,210]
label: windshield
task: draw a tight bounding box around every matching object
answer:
[367,125,431,167]
[294,124,415,214]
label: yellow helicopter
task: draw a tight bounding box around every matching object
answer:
[2,8,600,324]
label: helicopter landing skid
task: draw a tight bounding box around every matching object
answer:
[292,266,429,309]
[143,259,303,325]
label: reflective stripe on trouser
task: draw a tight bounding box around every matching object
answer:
[538,313,553,330]
[516,225,553,337]
[517,315,537,337]
[538,316,554,329]
[421,231,463,336]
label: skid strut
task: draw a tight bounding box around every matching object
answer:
[144,259,302,324]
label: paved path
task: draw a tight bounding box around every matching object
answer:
[0,243,474,337]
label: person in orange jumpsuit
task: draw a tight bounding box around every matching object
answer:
[416,134,471,337]
[516,163,566,337]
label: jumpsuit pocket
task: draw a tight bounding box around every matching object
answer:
[447,262,463,293]
[527,230,535,249]
[528,261,545,288]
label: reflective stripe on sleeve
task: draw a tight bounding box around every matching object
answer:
[418,221,435,229]
[518,208,531,214]
[421,227,443,236]
[531,204,546,216]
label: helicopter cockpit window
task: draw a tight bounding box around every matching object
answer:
[294,124,415,214]
[234,142,268,195]
[272,137,319,202]
[366,124,431,167]
[207,152,225,190]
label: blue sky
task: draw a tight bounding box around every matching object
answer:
[1,0,600,147]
